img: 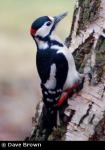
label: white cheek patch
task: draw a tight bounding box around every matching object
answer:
[35,17,54,38]
[35,25,50,37]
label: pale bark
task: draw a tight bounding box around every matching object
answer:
[64,0,105,141]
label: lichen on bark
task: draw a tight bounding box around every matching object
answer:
[77,0,101,33]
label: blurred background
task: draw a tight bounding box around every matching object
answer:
[0,0,75,141]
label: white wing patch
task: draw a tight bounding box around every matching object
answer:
[44,63,57,90]
[51,45,62,50]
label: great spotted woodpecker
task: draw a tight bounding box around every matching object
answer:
[30,12,84,137]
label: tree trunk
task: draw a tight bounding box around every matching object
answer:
[26,0,105,141]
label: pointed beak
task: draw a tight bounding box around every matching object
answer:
[54,12,68,25]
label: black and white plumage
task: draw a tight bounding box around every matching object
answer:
[30,12,84,136]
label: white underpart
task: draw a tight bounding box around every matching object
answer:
[51,32,80,89]
[51,32,80,90]
[44,64,57,90]
[57,47,80,90]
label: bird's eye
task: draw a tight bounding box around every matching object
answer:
[46,21,51,26]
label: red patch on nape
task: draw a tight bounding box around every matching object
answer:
[30,28,37,36]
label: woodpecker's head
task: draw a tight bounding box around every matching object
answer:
[30,12,68,39]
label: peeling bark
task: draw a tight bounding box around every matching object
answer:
[64,0,105,141]
[65,73,105,141]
